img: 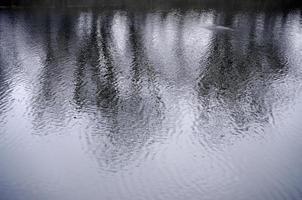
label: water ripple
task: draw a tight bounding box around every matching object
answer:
[0,8,302,200]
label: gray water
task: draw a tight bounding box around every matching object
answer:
[0,8,302,200]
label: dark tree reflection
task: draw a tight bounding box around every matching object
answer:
[72,12,164,170]
[0,9,299,169]
[196,10,291,149]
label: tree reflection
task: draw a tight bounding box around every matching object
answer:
[31,12,76,132]
[72,12,164,170]
[0,9,299,170]
[196,10,291,150]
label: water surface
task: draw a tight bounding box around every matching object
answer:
[0,7,302,200]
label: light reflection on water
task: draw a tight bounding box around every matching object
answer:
[0,8,302,200]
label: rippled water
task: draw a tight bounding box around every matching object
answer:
[0,8,302,200]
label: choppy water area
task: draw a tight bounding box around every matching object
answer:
[0,7,302,200]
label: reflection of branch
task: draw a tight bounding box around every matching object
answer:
[128,14,143,87]
[98,14,119,109]
[40,14,57,101]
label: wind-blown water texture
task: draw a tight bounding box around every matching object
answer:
[0,8,302,200]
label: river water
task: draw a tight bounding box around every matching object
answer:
[0,7,302,200]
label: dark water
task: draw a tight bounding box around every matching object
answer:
[0,7,302,200]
